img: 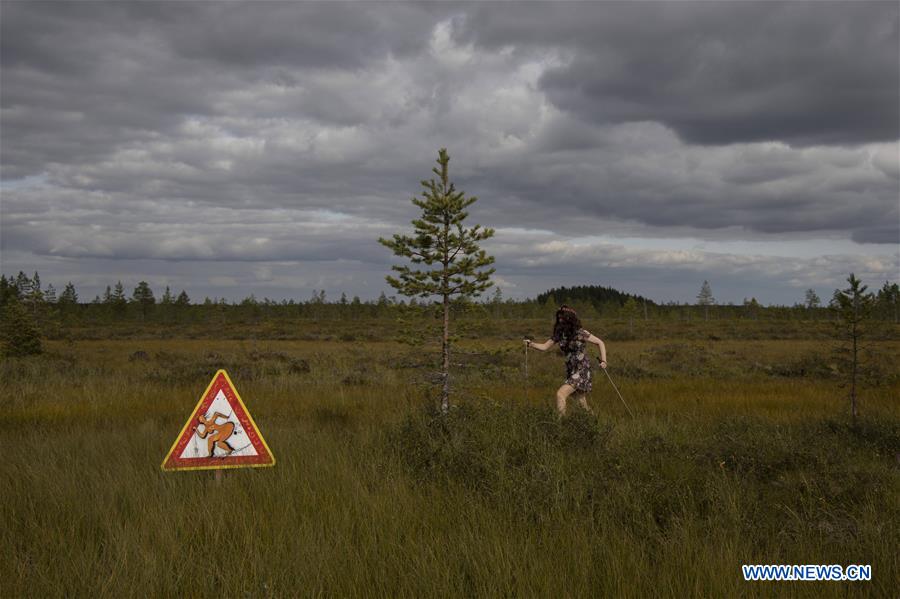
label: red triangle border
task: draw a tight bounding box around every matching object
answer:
[161,370,275,471]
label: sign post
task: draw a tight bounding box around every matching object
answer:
[161,369,275,472]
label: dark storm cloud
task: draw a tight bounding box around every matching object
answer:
[1,1,897,303]
[463,131,899,244]
[453,1,899,146]
[0,1,451,178]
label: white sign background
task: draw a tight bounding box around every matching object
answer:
[178,390,259,460]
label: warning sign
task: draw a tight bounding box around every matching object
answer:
[161,369,275,471]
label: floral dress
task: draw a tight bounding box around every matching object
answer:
[552,328,593,393]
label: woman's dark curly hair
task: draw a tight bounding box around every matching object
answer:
[552,304,581,343]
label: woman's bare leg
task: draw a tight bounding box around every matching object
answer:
[555,384,577,416]
[575,392,594,415]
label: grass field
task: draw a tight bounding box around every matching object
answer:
[2,329,899,597]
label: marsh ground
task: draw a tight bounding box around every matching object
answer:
[2,327,898,597]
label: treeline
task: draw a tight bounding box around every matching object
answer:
[536,284,655,308]
[1,271,898,329]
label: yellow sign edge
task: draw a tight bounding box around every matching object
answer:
[160,369,276,471]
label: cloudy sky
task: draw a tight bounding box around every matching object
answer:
[1,1,898,305]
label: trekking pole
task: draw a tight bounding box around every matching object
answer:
[601,364,635,418]
[523,338,529,401]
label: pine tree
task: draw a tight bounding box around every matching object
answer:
[108,281,126,315]
[697,280,715,321]
[44,284,57,304]
[0,275,20,308]
[160,286,174,305]
[26,271,44,315]
[132,281,155,321]
[15,271,32,299]
[489,286,504,318]
[804,288,821,310]
[59,282,78,305]
[743,297,760,320]
[338,292,349,320]
[14,271,41,315]
[829,273,875,418]
[175,290,191,306]
[378,148,495,412]
[622,296,639,335]
[876,281,899,323]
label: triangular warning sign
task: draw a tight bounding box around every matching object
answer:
[161,369,275,471]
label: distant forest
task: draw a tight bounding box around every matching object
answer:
[1,270,898,325]
[536,285,656,308]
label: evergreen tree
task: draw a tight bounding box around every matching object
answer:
[338,292,349,320]
[160,286,174,305]
[743,297,760,320]
[489,287,504,318]
[0,300,42,357]
[804,288,821,309]
[876,281,899,323]
[113,281,126,301]
[622,296,639,335]
[59,282,78,305]
[15,271,32,298]
[110,281,128,316]
[44,283,57,304]
[378,148,495,412]
[829,273,875,419]
[697,280,715,321]
[16,272,45,324]
[27,271,44,314]
[131,281,155,320]
[175,290,191,306]
[0,275,20,307]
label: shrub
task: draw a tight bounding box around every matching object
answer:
[390,402,613,518]
[0,300,42,357]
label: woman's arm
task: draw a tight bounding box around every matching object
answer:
[585,333,607,366]
[524,338,555,352]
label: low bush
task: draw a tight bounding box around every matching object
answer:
[390,404,899,543]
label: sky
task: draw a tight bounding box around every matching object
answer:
[1,1,898,306]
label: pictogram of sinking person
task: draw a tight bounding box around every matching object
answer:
[195,412,236,458]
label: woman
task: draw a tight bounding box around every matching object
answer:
[525,305,607,416]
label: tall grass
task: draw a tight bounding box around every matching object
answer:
[1,338,898,597]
